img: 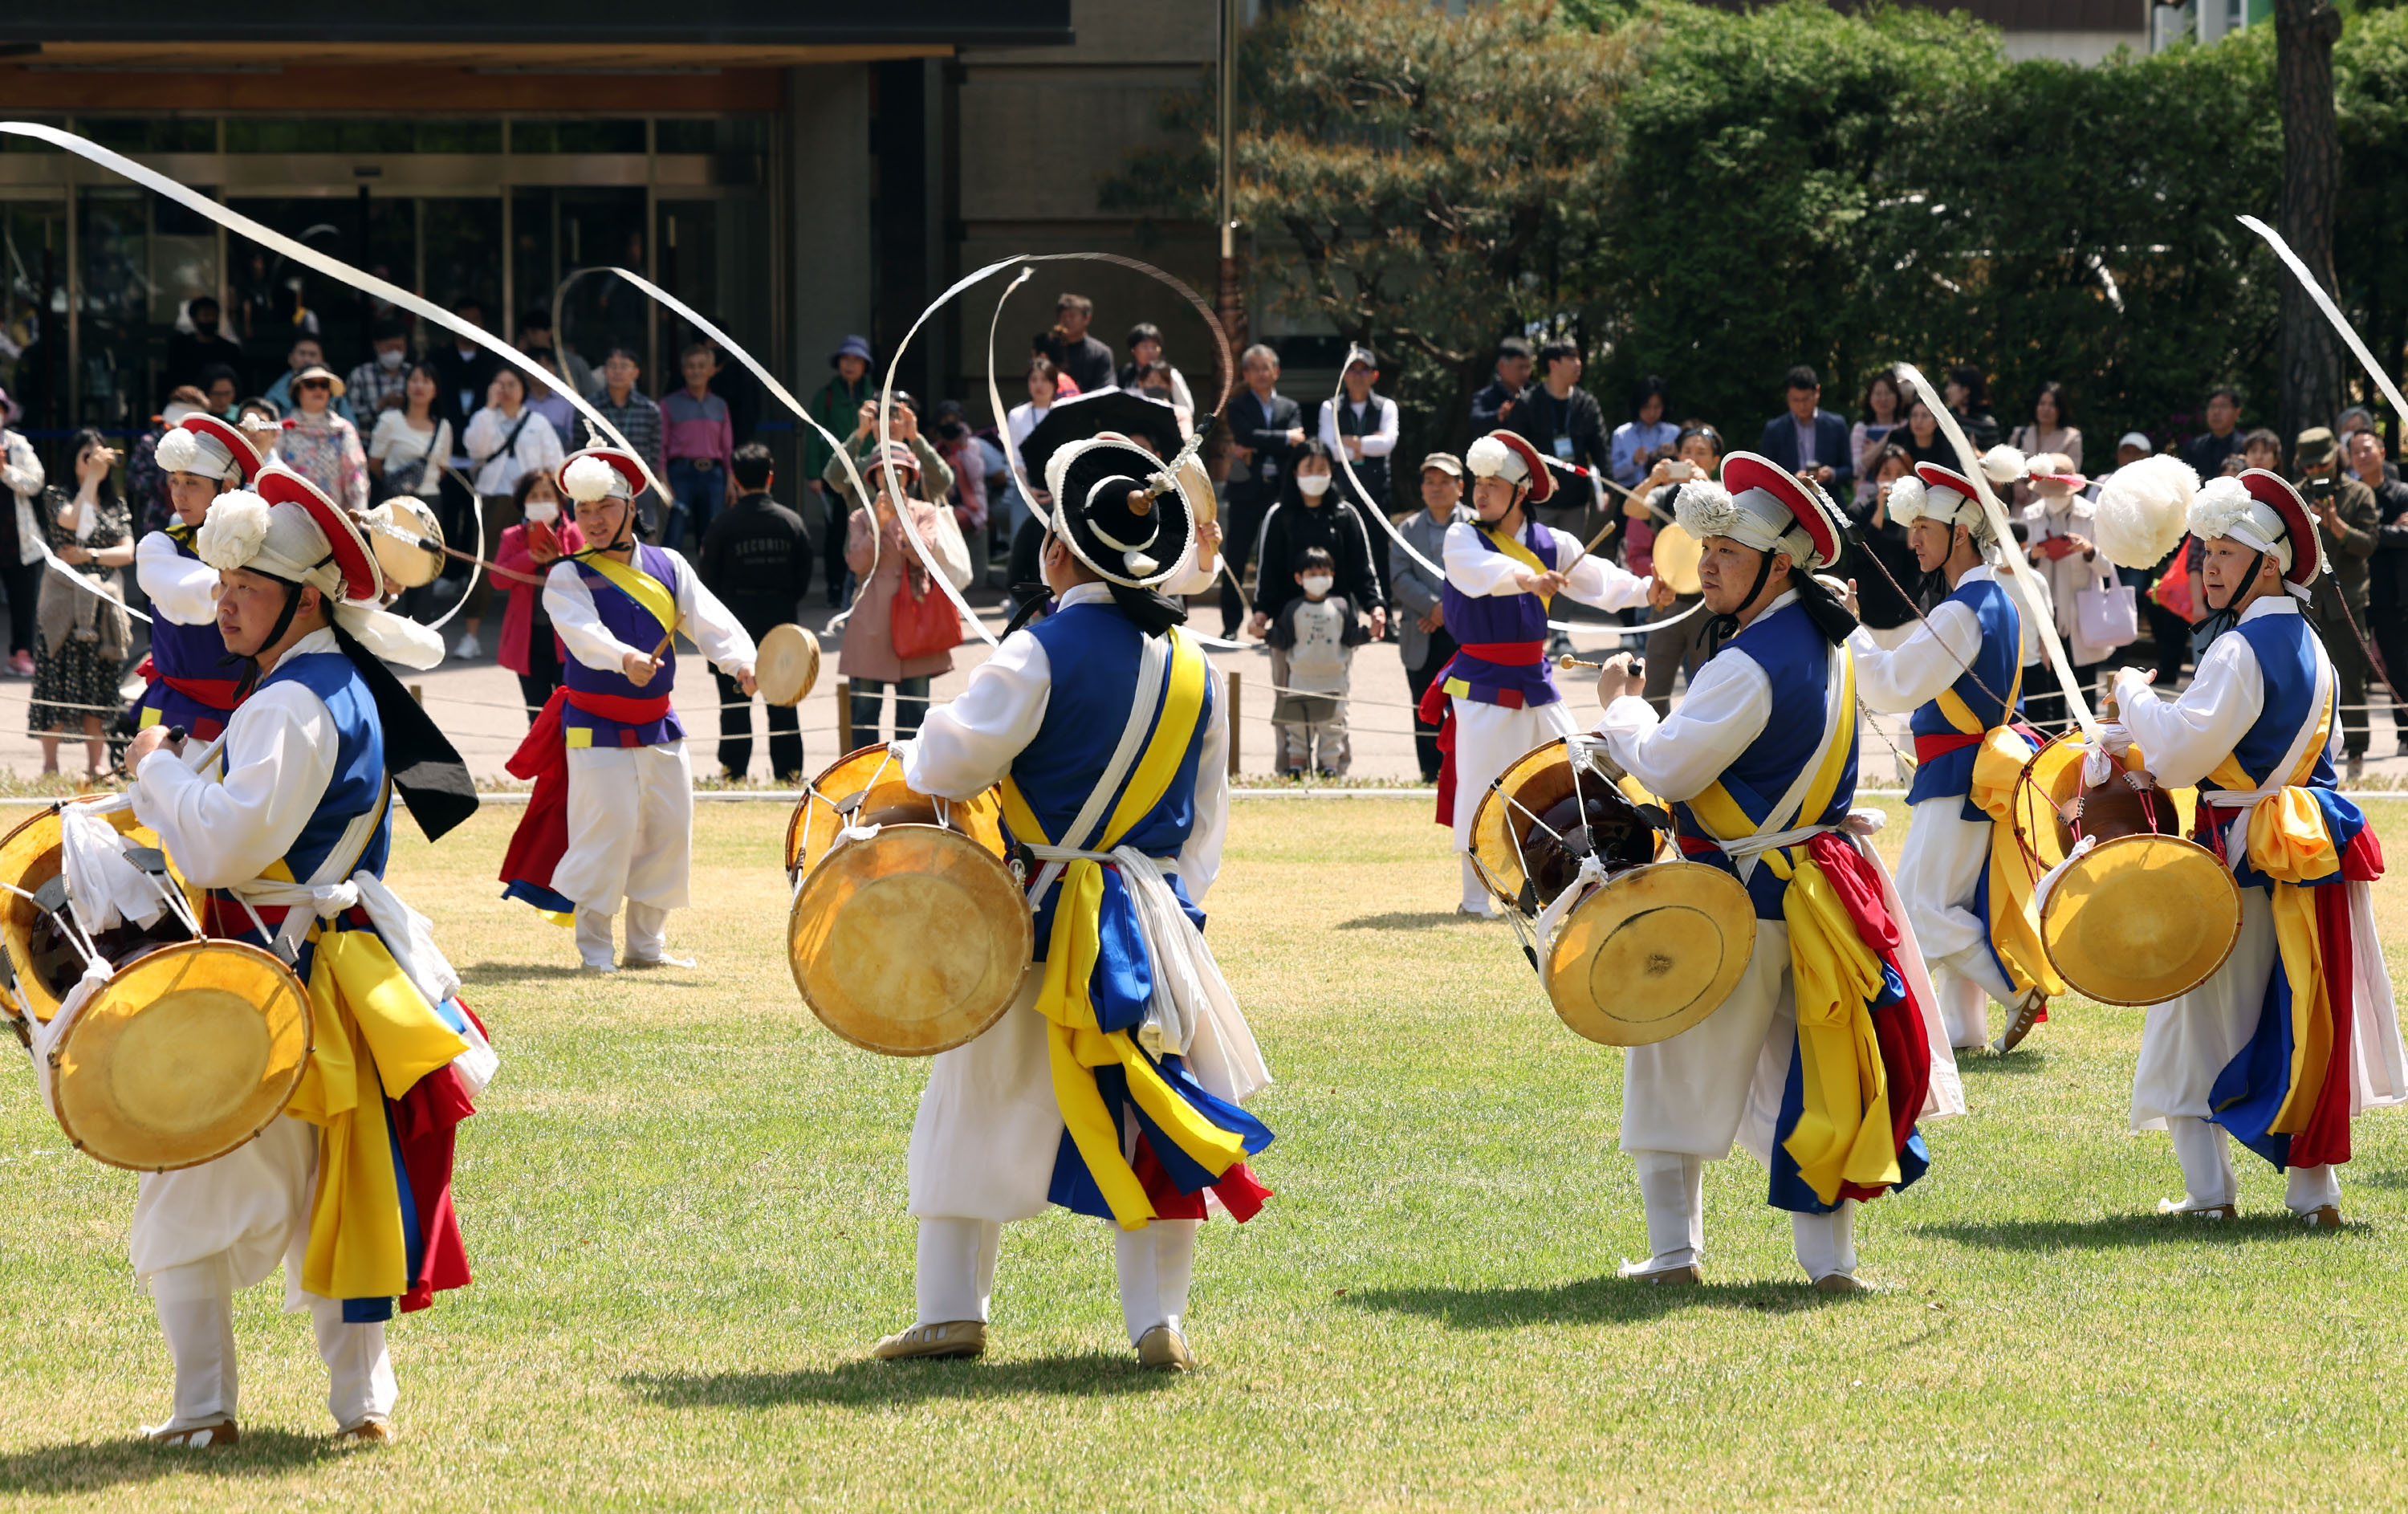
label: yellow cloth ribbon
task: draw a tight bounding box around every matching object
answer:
[1477,524,1554,607]
[1967,727,2065,997]
[1010,630,1236,1230]
[583,551,677,641]
[2206,698,2341,1136]
[282,928,468,1303]
[1767,845,1902,1206]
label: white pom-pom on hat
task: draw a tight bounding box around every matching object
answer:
[1465,434,1526,484]
[1885,474,1930,527]
[194,490,273,573]
[563,454,621,503]
[155,428,201,476]
[2093,454,2199,571]
[1979,444,2028,485]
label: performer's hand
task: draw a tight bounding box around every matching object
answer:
[1646,577,1677,611]
[1596,653,1645,703]
[1841,577,1861,619]
[738,666,759,698]
[1195,519,1222,558]
[1515,568,1567,597]
[124,724,182,772]
[622,650,661,687]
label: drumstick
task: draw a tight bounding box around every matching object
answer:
[1558,653,1645,678]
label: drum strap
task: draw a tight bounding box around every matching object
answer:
[221,778,396,962]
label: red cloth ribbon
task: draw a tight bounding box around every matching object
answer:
[1418,641,1548,826]
[499,688,573,906]
[1912,731,1986,764]
[1804,832,1934,1199]
[563,686,673,724]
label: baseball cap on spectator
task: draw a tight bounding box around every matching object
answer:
[830,335,872,368]
[2116,431,2151,453]
[1420,452,1463,477]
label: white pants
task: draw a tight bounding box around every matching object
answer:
[1629,1150,1859,1280]
[2164,1116,2341,1215]
[1892,800,2013,1048]
[913,1215,1202,1346]
[553,741,694,920]
[148,1256,395,1431]
[1450,697,1579,913]
[575,901,672,968]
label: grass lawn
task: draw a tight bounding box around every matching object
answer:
[3,796,2408,1510]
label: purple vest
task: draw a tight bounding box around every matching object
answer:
[145,528,233,684]
[562,543,685,747]
[1437,518,1560,708]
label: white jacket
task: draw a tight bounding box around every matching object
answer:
[2,429,45,568]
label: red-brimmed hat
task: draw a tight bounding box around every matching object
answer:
[2239,468,2324,588]
[559,446,648,503]
[254,465,380,602]
[1466,429,1556,504]
[180,413,262,484]
[1719,451,1845,569]
[1913,460,1979,503]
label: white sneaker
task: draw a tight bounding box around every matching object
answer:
[452,630,482,661]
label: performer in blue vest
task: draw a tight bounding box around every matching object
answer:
[1417,429,1669,916]
[120,463,489,1447]
[1591,453,1963,1291]
[133,413,262,743]
[2100,466,2406,1226]
[1849,458,2059,1056]
[877,424,1272,1372]
[503,446,757,971]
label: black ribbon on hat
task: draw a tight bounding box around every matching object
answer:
[331,622,479,841]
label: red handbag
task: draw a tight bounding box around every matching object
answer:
[889,567,964,660]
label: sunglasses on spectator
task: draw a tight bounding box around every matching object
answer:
[299,379,332,390]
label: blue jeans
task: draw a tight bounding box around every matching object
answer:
[847,676,930,750]
[664,459,726,552]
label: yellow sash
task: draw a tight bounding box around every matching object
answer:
[1967,728,2065,997]
[2206,692,2342,1137]
[1685,646,1857,850]
[1001,631,1243,1230]
[1478,524,1555,608]
[584,551,677,642]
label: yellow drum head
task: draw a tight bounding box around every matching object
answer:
[0,804,198,1024]
[1542,861,1756,1047]
[756,623,822,709]
[1471,739,1658,914]
[2040,833,2240,1006]
[1650,523,1703,596]
[50,942,312,1172]
[788,824,1032,1056]
[786,743,1008,880]
[365,495,445,590]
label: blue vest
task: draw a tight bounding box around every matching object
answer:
[1904,572,2023,816]
[252,649,391,884]
[1013,600,1213,954]
[2210,610,2335,796]
[1671,601,1858,919]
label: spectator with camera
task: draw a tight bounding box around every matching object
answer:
[2295,426,2380,778]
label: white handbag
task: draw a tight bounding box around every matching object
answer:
[927,502,976,591]
[2075,564,2139,651]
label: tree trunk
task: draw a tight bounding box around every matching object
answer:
[2275,0,2345,464]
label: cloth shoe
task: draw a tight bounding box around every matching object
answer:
[1811,1273,1869,1295]
[332,1417,394,1447]
[1136,1325,1194,1371]
[1614,1258,1702,1284]
[872,1321,987,1361]
[622,951,698,970]
[2155,1197,2238,1219]
[143,1418,238,1449]
[451,630,482,661]
[2297,1204,2344,1230]
[1991,988,2048,1054]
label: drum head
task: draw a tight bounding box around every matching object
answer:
[787,744,1009,880]
[1471,739,1658,914]
[756,623,822,708]
[1651,523,1703,596]
[51,942,311,1172]
[0,805,198,1024]
[366,497,445,590]
[1542,861,1756,1047]
[2040,833,2241,1006]
[788,825,1032,1056]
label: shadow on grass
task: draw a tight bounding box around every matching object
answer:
[1954,1051,2052,1077]
[2350,1167,2408,1190]
[623,1352,1182,1408]
[0,1428,333,1494]
[456,960,608,985]
[1917,1213,2354,1251]
[1335,911,1487,931]
[1341,1276,1862,1329]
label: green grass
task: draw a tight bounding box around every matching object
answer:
[3,799,2408,1508]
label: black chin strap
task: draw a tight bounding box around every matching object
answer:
[2191,548,2270,656]
[1702,547,1780,657]
[221,576,307,702]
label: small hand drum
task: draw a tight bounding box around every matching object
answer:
[45,940,313,1172]
[785,744,1031,1056]
[1471,736,1662,917]
[1540,861,1758,1047]
[755,623,822,710]
[1649,523,1704,596]
[364,494,445,591]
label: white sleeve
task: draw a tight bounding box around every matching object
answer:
[526,418,566,478]
[1160,549,1219,600]
[1178,657,1230,905]
[1552,527,1652,611]
[130,683,337,890]
[463,407,500,462]
[1361,399,1399,458]
[1847,600,1980,714]
[2,433,43,498]
[1595,648,1772,803]
[2112,637,2264,789]
[1315,403,1340,454]
[134,531,220,625]
[543,562,641,672]
[1443,520,1523,597]
[1170,368,1195,414]
[668,549,757,675]
[899,629,1052,800]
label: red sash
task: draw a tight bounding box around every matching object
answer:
[1418,640,1549,826]
[563,686,673,724]
[1912,731,1985,765]
[137,656,242,712]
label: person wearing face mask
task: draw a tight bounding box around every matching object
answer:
[1588,453,1960,1291]
[1264,545,1373,776]
[1420,431,1670,915]
[131,413,262,744]
[1246,442,1385,652]
[346,324,414,420]
[494,469,587,723]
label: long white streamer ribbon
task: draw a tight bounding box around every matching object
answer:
[2239,214,2408,424]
